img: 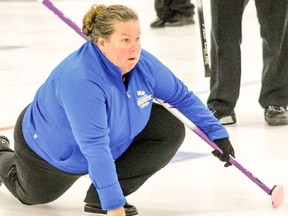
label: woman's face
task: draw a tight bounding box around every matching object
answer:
[97,20,141,75]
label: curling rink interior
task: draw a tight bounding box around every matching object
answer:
[1,0,288,215]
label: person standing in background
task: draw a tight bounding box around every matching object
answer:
[150,0,195,28]
[207,0,288,126]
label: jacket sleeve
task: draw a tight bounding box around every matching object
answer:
[58,70,126,210]
[147,53,229,141]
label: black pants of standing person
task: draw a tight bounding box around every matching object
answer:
[155,0,194,20]
[0,103,185,206]
[207,0,288,115]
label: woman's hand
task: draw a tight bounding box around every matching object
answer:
[107,206,126,216]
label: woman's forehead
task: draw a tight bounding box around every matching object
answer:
[112,20,141,35]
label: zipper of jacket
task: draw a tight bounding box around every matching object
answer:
[121,74,132,139]
[122,74,131,98]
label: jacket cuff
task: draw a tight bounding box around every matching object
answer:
[97,182,126,210]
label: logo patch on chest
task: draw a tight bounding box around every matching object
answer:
[137,91,152,108]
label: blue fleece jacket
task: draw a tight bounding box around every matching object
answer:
[22,41,228,210]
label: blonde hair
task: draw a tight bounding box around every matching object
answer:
[82,4,139,43]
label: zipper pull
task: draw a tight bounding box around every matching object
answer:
[126,92,131,98]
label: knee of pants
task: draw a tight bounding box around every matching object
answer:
[168,116,185,144]
[151,103,186,146]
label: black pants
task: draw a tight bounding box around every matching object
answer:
[207,0,288,114]
[0,103,185,206]
[155,0,195,20]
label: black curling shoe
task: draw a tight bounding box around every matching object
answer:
[265,105,288,126]
[84,202,138,215]
[0,135,10,151]
[0,135,10,187]
[150,18,166,28]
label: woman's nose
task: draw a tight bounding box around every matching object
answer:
[130,41,140,52]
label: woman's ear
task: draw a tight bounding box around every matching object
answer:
[97,38,108,56]
[97,38,106,50]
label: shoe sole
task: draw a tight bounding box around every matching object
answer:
[220,116,236,125]
[265,117,288,126]
[150,24,165,28]
[84,205,138,216]
[165,20,195,27]
[85,205,106,215]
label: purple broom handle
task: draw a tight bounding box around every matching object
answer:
[157,99,272,195]
[193,127,272,195]
[41,0,89,41]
